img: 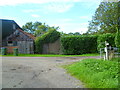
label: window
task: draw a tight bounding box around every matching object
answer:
[7,41,13,46]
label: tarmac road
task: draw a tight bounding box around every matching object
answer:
[2,56,99,88]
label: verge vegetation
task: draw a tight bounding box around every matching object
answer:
[0,53,99,57]
[64,58,119,88]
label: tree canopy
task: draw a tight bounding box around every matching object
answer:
[87,2,119,34]
[22,21,59,37]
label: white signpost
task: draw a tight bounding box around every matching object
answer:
[100,41,119,60]
[104,41,109,60]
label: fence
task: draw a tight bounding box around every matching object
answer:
[100,47,120,60]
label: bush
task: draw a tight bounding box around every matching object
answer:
[61,35,98,55]
[35,29,60,53]
[97,33,115,52]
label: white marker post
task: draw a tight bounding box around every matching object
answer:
[105,41,109,60]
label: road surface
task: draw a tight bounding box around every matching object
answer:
[2,56,99,88]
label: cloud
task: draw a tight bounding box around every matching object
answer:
[75,27,88,34]
[60,19,73,22]
[0,0,49,6]
[22,2,74,14]
[49,21,89,34]
[79,16,90,19]
[0,0,102,6]
[31,14,40,18]
[22,2,74,13]
[64,27,88,34]
[43,2,74,13]
[23,9,41,13]
[52,18,73,22]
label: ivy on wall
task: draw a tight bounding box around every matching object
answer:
[35,29,60,53]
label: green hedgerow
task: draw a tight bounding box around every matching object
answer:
[61,35,98,55]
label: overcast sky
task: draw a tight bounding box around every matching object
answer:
[0,0,102,34]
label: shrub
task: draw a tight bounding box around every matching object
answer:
[61,35,98,55]
[35,29,60,53]
[97,33,115,52]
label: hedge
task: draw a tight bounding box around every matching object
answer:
[115,30,120,52]
[35,32,116,54]
[35,29,60,53]
[97,33,115,52]
[115,29,120,52]
[61,35,98,55]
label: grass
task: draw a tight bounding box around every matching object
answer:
[0,53,99,57]
[64,58,119,88]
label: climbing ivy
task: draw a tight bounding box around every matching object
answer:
[35,29,60,53]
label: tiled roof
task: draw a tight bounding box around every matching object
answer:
[18,29,36,40]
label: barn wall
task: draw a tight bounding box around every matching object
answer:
[2,29,35,54]
[43,39,60,54]
[18,41,34,54]
[43,44,49,54]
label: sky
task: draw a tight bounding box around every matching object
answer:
[0,0,102,34]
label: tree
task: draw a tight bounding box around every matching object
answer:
[22,21,59,36]
[22,21,42,34]
[33,21,42,30]
[35,24,48,37]
[67,32,81,35]
[68,32,74,35]
[22,22,34,34]
[35,24,60,37]
[87,2,119,34]
[74,32,81,35]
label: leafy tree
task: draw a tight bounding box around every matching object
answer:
[22,21,42,34]
[87,2,119,34]
[59,32,68,36]
[68,32,81,35]
[74,32,81,35]
[33,21,42,30]
[68,32,74,35]
[35,23,48,37]
[22,22,34,34]
[22,21,59,36]
[35,24,60,37]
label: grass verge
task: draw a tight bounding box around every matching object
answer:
[64,58,119,88]
[0,53,99,57]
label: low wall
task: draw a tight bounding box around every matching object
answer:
[4,46,18,53]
